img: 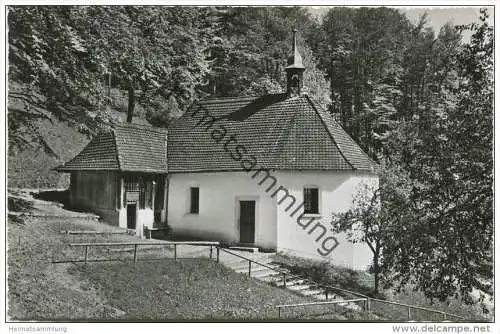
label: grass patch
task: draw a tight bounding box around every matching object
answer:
[272,253,490,321]
[73,259,347,320]
[369,287,490,321]
[8,118,90,189]
[272,253,374,297]
[7,191,360,321]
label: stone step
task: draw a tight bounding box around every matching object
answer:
[228,246,259,253]
[313,292,343,301]
[228,260,274,270]
[313,293,329,301]
[33,201,64,207]
[300,289,325,296]
[223,254,368,314]
[287,284,311,291]
[283,278,307,286]
[218,254,272,264]
[234,264,280,274]
[250,268,283,278]
[271,278,307,287]
[254,274,282,284]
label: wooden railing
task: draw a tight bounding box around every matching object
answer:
[66,242,467,321]
[69,241,220,264]
[216,247,466,321]
[276,298,368,319]
[367,298,466,321]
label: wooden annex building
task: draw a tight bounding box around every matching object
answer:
[58,124,168,235]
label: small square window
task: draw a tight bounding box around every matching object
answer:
[304,187,319,214]
[190,187,199,214]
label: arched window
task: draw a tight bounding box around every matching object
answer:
[291,74,300,94]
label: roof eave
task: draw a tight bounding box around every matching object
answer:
[56,167,121,173]
[167,167,374,174]
[120,168,168,174]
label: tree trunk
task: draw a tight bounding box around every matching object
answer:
[127,85,134,123]
[373,251,380,295]
[107,72,111,100]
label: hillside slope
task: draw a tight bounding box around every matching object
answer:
[7,190,350,320]
[8,82,153,188]
[8,118,89,188]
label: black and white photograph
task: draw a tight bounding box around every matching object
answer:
[0,2,496,333]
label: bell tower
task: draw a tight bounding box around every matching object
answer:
[286,29,305,97]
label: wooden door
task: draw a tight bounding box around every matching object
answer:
[127,203,137,229]
[239,200,255,244]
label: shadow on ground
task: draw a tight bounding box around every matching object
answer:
[32,189,69,205]
[33,189,98,214]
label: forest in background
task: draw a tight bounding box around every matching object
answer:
[7,6,493,313]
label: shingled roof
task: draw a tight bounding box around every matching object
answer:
[58,123,168,173]
[167,93,377,173]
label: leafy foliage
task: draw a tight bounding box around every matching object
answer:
[8,6,216,147]
[318,7,411,157]
[208,7,331,104]
[332,163,417,294]
[332,8,492,309]
[7,6,493,309]
[385,10,493,307]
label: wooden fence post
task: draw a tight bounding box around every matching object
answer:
[248,260,252,277]
[174,244,177,261]
[84,245,88,264]
[210,246,213,260]
[325,290,329,301]
[133,244,138,264]
[278,307,281,320]
[282,273,286,288]
[216,247,220,263]
[407,307,411,320]
[367,298,371,313]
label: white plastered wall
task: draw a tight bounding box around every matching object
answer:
[168,169,378,270]
[275,171,379,270]
[167,172,277,248]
